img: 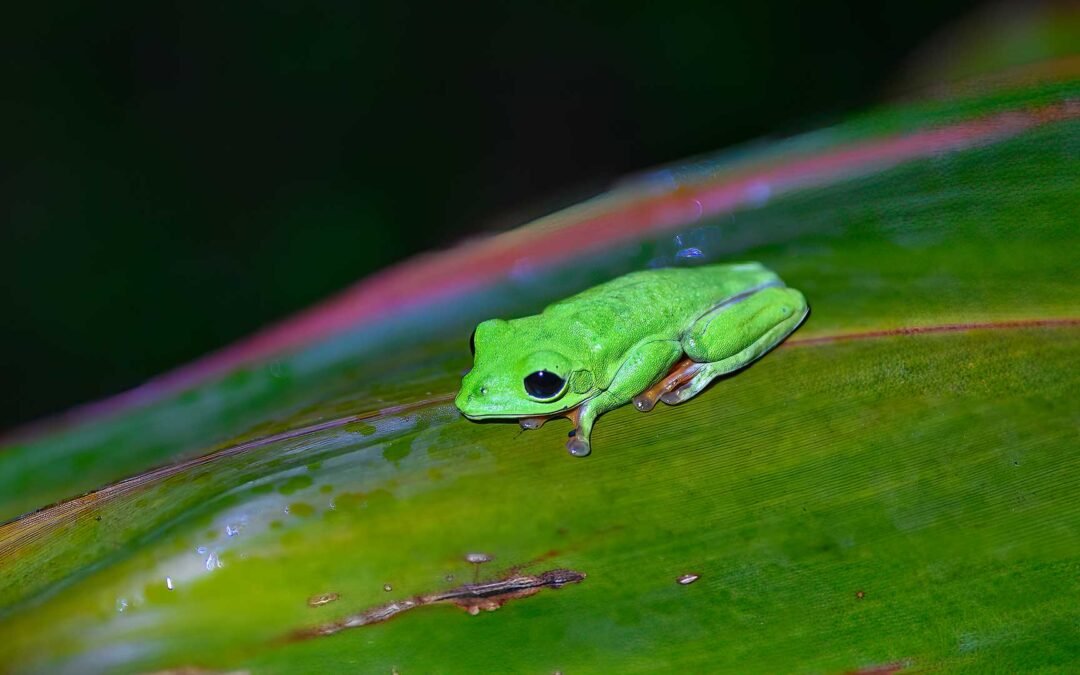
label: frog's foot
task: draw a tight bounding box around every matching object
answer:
[561,406,592,457]
[632,358,704,412]
[519,416,548,430]
[566,434,591,457]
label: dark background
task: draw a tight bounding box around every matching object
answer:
[1,1,983,430]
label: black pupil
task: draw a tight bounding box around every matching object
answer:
[469,329,476,355]
[524,370,565,399]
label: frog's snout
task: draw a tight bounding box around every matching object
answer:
[454,388,471,413]
[455,382,489,417]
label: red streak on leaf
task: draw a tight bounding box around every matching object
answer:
[6,100,1077,440]
[3,317,1076,543]
[784,318,1080,347]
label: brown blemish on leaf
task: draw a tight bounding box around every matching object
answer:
[844,660,911,675]
[287,568,585,641]
[307,592,339,607]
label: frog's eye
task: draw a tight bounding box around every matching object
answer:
[523,370,566,400]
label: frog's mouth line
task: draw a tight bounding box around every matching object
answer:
[458,396,596,422]
[459,411,523,421]
[459,408,571,421]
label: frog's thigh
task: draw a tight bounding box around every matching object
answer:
[683,287,806,362]
[601,339,684,403]
[567,340,681,456]
[666,287,807,405]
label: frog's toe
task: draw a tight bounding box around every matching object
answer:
[660,391,685,405]
[632,393,658,412]
[660,382,698,405]
[519,417,546,430]
[566,436,592,458]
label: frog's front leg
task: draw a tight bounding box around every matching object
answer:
[664,286,807,405]
[565,340,681,457]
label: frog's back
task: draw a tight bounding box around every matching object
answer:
[545,262,781,339]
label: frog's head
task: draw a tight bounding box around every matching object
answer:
[455,318,596,419]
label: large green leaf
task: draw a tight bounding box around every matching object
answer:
[1,67,1077,672]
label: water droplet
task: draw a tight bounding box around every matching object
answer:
[675,247,705,260]
[677,573,700,585]
[116,598,128,613]
[165,576,174,591]
[196,546,208,555]
[445,574,455,582]
[465,552,493,564]
[383,583,393,592]
[225,524,241,537]
[856,590,866,599]
[205,551,222,571]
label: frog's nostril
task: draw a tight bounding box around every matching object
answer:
[479,386,488,396]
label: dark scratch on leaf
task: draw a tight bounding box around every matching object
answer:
[287,568,585,641]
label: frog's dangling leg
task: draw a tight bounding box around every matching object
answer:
[631,357,704,412]
[566,340,683,457]
[664,287,808,406]
[565,414,593,458]
[563,406,594,457]
[561,401,587,455]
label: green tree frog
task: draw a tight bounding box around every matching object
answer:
[455,262,807,457]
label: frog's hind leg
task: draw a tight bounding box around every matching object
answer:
[663,286,808,406]
[632,358,704,412]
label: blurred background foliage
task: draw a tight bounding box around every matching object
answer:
[0,0,1015,430]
